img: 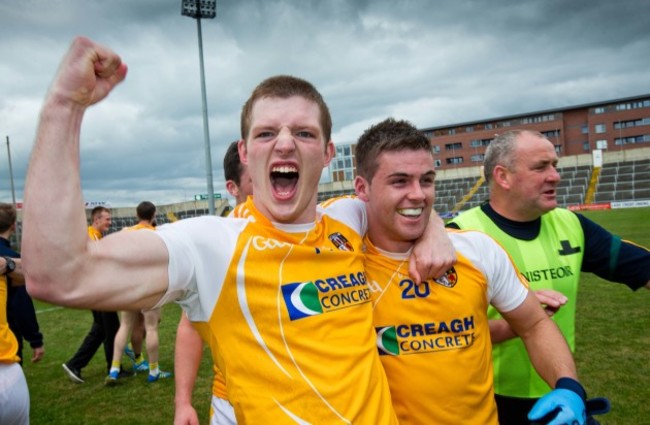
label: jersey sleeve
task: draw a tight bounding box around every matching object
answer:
[318,195,368,236]
[152,216,245,321]
[450,230,529,312]
[578,213,650,290]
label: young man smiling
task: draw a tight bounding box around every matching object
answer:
[22,37,453,423]
[351,118,592,425]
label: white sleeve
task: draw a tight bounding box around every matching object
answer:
[318,196,367,236]
[152,216,245,321]
[449,231,529,313]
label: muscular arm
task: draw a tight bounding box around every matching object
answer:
[501,291,578,385]
[174,313,203,425]
[22,37,168,311]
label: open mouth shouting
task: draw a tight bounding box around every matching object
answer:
[271,164,299,200]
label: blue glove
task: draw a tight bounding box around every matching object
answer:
[528,378,587,425]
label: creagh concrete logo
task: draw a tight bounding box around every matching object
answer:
[375,316,476,356]
[281,271,370,320]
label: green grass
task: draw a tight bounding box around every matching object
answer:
[23,303,212,425]
[22,207,649,424]
[573,207,650,425]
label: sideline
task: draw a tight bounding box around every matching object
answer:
[35,306,64,314]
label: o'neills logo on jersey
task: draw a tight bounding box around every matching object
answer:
[433,267,458,288]
[328,232,354,251]
[376,316,475,356]
[281,271,369,320]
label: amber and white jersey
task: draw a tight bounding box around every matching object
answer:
[0,276,19,363]
[154,198,397,424]
[366,229,529,425]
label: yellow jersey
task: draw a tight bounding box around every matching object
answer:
[155,198,397,424]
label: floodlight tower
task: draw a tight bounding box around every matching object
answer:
[181,0,217,215]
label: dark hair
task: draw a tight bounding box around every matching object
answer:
[0,203,17,233]
[223,141,243,185]
[136,201,156,221]
[355,117,433,181]
[240,75,332,144]
[91,206,110,221]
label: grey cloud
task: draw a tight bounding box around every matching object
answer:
[1,0,648,206]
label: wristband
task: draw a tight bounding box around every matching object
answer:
[556,377,587,401]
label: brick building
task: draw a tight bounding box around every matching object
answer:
[420,93,650,172]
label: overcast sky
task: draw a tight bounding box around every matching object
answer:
[1,0,649,207]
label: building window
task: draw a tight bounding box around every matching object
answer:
[541,130,561,138]
[448,129,456,135]
[445,142,462,151]
[521,114,556,125]
[595,140,608,150]
[470,138,492,147]
[615,100,650,111]
[581,124,588,134]
[583,141,590,151]
[485,123,493,130]
[554,145,562,154]
[465,126,474,132]
[615,134,650,145]
[471,153,485,162]
[594,124,606,134]
[433,145,441,153]
[434,159,442,167]
[614,118,650,129]
[593,107,605,114]
[446,157,464,165]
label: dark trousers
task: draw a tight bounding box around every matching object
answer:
[495,394,538,424]
[66,310,119,373]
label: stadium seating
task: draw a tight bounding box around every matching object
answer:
[593,159,650,203]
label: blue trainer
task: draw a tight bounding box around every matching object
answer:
[134,359,149,373]
[104,370,120,386]
[147,370,172,383]
[124,344,136,362]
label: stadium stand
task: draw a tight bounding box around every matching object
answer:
[594,158,650,203]
[14,152,648,231]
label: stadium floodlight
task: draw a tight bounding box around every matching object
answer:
[181,0,216,19]
[181,0,217,215]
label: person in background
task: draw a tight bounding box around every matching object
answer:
[350,118,591,424]
[0,203,45,366]
[62,206,131,383]
[448,129,649,424]
[1,254,30,424]
[106,201,172,385]
[174,141,252,425]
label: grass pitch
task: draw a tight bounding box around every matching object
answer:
[22,207,649,424]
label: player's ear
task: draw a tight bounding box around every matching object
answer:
[354,175,371,202]
[323,140,335,166]
[225,180,238,198]
[238,139,248,165]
